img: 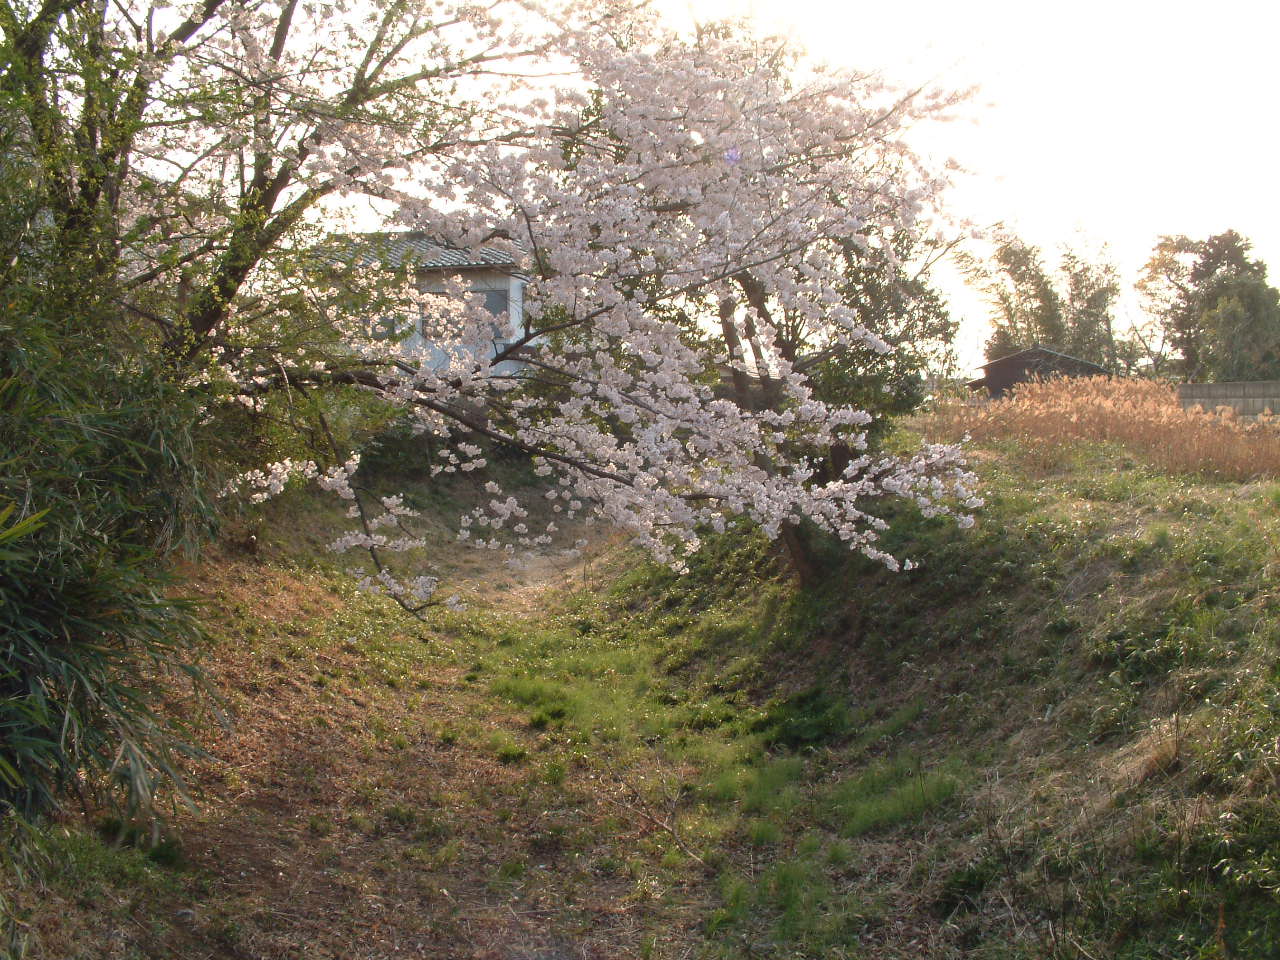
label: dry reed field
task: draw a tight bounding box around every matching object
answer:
[923,376,1280,480]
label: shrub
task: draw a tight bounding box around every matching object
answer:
[0,204,215,822]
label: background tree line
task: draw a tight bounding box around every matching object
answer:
[967,228,1280,382]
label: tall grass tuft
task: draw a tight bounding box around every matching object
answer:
[925,376,1280,480]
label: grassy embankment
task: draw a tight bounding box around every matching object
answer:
[15,386,1280,958]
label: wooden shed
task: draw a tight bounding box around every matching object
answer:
[965,346,1107,398]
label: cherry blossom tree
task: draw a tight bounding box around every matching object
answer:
[4,0,980,604]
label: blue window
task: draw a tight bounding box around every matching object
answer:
[483,290,509,316]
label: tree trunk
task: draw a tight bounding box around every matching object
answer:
[779,521,819,588]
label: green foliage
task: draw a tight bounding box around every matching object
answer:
[1200,279,1280,381]
[805,229,957,443]
[0,341,212,819]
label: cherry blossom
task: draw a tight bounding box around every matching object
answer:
[8,0,981,608]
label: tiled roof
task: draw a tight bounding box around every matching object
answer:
[337,232,518,271]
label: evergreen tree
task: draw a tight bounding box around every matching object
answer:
[1139,230,1280,381]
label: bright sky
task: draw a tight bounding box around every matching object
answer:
[655,0,1280,374]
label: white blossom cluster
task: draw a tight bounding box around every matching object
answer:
[220,458,318,503]
[354,569,439,603]
[316,456,361,500]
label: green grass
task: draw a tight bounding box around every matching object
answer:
[714,756,807,815]
[826,756,960,837]
[43,829,178,896]
[605,438,1280,955]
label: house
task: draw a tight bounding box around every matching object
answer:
[966,345,1107,398]
[338,231,529,374]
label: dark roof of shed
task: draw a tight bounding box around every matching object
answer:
[335,231,518,271]
[979,345,1107,373]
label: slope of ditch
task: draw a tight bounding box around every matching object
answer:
[17,443,1280,959]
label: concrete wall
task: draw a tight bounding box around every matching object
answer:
[1178,381,1280,417]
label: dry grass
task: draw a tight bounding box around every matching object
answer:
[923,376,1280,481]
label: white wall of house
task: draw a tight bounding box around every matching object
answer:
[380,269,530,375]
